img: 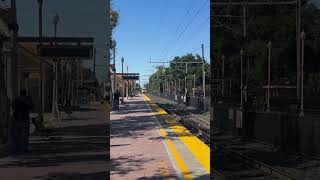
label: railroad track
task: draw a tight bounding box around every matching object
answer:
[212,144,299,180]
[160,103,210,144]
[147,94,210,144]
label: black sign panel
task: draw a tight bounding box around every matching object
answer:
[123,76,139,80]
[38,45,93,59]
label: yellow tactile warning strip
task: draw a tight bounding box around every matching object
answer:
[143,95,210,174]
[159,128,193,180]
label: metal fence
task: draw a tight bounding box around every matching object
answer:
[214,104,320,154]
[153,92,210,111]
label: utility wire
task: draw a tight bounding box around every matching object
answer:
[160,0,196,58]
[163,0,209,60]
[173,16,210,54]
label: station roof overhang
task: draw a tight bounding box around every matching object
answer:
[13,36,95,60]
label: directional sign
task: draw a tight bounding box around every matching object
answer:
[115,73,140,80]
[123,76,139,80]
[38,45,93,59]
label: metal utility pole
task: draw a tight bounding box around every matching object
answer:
[8,0,18,99]
[296,0,301,98]
[126,64,128,99]
[179,78,181,94]
[240,49,244,110]
[105,0,111,104]
[222,54,225,97]
[184,63,188,101]
[300,31,305,117]
[77,60,80,104]
[38,0,44,122]
[184,76,187,102]
[174,79,177,95]
[243,5,246,38]
[92,48,96,80]
[112,40,116,95]
[121,57,124,102]
[92,47,96,101]
[193,74,196,96]
[52,13,60,121]
[202,44,206,99]
[267,41,272,112]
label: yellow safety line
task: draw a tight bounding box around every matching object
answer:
[159,128,193,180]
[144,95,210,174]
[144,95,193,179]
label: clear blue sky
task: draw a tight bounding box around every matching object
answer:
[112,0,210,87]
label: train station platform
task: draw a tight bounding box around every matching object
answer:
[0,103,108,180]
[110,95,210,180]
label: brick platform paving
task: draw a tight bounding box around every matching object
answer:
[111,95,210,180]
[110,97,178,179]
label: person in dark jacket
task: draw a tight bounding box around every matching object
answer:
[12,89,33,154]
[113,90,120,110]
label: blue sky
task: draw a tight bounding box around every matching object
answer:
[112,0,210,86]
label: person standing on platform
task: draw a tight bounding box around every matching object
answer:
[12,89,33,154]
[113,90,120,110]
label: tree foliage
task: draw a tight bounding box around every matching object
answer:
[213,2,320,96]
[146,54,210,95]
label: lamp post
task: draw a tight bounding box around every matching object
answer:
[202,44,205,99]
[174,79,177,95]
[121,57,124,102]
[300,31,305,117]
[8,0,18,100]
[296,0,301,98]
[179,78,181,94]
[112,40,116,95]
[193,74,195,96]
[38,0,44,122]
[267,41,272,112]
[52,13,60,121]
[126,64,128,99]
[222,54,225,97]
[240,49,244,110]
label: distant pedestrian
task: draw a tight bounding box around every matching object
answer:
[186,91,190,106]
[113,90,120,110]
[12,89,33,154]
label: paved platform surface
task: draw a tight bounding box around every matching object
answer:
[110,95,210,180]
[0,103,109,180]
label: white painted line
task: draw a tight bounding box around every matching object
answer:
[144,100,183,180]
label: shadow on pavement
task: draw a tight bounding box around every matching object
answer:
[135,172,210,180]
[35,171,107,180]
[0,105,109,179]
[111,97,205,178]
[110,154,155,176]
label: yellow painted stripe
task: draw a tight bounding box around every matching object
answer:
[159,128,193,180]
[144,95,210,174]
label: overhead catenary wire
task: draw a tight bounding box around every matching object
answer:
[160,0,196,58]
[173,16,210,54]
[163,0,209,60]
